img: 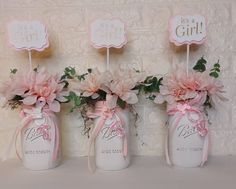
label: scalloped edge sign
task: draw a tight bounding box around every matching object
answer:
[169,15,207,46]
[8,20,49,51]
[90,18,127,49]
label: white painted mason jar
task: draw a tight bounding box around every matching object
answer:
[93,102,130,171]
[21,107,61,170]
[167,109,208,168]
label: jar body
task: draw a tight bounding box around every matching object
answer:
[168,112,205,167]
[94,107,130,171]
[21,112,60,170]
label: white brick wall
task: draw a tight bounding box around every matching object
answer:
[0,0,235,158]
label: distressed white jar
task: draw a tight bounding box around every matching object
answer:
[167,111,206,167]
[21,109,60,170]
[94,103,130,171]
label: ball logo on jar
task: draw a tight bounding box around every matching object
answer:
[101,126,119,141]
[177,124,198,139]
[24,125,51,142]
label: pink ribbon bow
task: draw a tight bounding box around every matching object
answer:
[87,101,128,173]
[165,103,209,167]
[2,106,59,162]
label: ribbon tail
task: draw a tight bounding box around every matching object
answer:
[123,135,128,157]
[2,115,33,162]
[201,132,209,167]
[165,128,172,166]
[15,127,22,161]
[87,138,95,173]
[51,114,59,161]
[15,116,35,161]
[87,118,106,173]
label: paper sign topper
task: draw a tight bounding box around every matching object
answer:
[169,15,206,46]
[90,19,127,49]
[8,20,49,51]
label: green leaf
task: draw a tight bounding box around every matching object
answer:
[137,76,163,95]
[65,91,76,101]
[69,107,76,113]
[203,95,212,108]
[12,95,23,101]
[64,67,76,77]
[65,67,70,72]
[148,95,156,101]
[209,72,219,78]
[10,68,17,74]
[64,91,82,112]
[193,56,207,72]
[71,68,76,75]
[214,63,220,68]
[209,60,221,78]
[75,96,81,106]
[193,64,205,72]
[117,98,126,109]
[78,73,88,81]
[197,56,207,64]
[215,68,220,72]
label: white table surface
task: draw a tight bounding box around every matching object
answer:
[0,156,235,189]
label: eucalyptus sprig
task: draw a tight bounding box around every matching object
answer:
[135,75,163,101]
[193,56,221,78]
[64,91,83,113]
[209,60,220,78]
[61,67,83,112]
[61,66,91,81]
[61,66,77,80]
[193,56,207,72]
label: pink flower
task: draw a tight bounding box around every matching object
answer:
[154,65,226,107]
[77,68,103,98]
[201,77,227,106]
[24,69,67,112]
[0,71,36,101]
[106,69,144,108]
[1,68,68,112]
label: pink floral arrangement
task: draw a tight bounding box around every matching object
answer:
[63,67,145,110]
[0,68,68,112]
[154,67,226,106]
[141,57,227,107]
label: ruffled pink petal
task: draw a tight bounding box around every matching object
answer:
[121,92,138,104]
[154,94,165,104]
[56,83,65,92]
[100,84,110,94]
[47,93,56,103]
[106,94,118,109]
[13,87,28,95]
[56,91,69,102]
[159,86,170,95]
[82,91,94,97]
[181,91,197,100]
[165,95,175,104]
[91,93,99,99]
[36,97,46,108]
[22,95,37,105]
[49,100,60,112]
